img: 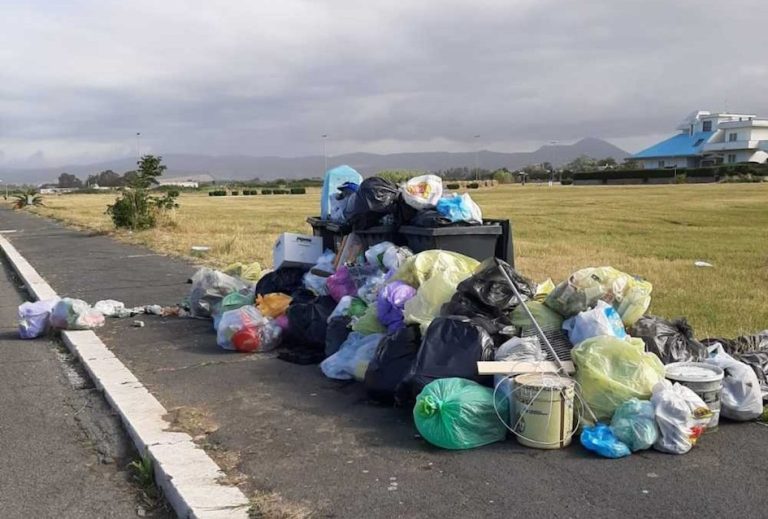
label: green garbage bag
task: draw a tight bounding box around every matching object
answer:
[390,250,479,288]
[510,301,563,332]
[352,305,387,335]
[610,398,659,452]
[413,378,508,450]
[572,336,665,422]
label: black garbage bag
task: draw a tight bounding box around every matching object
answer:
[255,267,307,297]
[409,209,468,228]
[345,177,399,230]
[325,315,353,358]
[629,316,707,364]
[279,295,336,364]
[393,193,420,227]
[396,316,495,403]
[702,331,768,355]
[454,258,535,314]
[364,325,422,404]
[290,287,320,305]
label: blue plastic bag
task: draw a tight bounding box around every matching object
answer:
[435,194,482,224]
[580,423,631,458]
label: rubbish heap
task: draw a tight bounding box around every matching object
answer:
[17,165,768,459]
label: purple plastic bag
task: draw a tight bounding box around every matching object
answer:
[376,281,417,333]
[327,266,358,302]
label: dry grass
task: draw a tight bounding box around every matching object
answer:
[26,183,768,337]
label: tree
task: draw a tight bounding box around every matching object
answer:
[492,168,514,184]
[58,173,83,188]
[107,155,177,230]
[13,189,44,209]
[620,158,640,170]
[564,155,599,173]
[130,155,167,189]
[597,157,618,168]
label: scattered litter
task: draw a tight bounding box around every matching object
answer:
[694,260,714,268]
[132,320,145,328]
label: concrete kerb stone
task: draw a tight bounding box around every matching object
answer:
[0,234,251,519]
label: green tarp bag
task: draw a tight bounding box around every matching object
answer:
[413,378,508,450]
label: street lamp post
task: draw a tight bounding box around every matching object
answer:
[474,134,481,181]
[322,134,328,174]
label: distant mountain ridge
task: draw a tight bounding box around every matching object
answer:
[1,137,628,184]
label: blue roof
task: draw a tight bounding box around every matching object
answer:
[633,131,712,159]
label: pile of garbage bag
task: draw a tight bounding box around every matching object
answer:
[17,170,768,464]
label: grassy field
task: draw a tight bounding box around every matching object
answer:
[25,183,768,337]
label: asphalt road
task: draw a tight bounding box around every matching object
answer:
[1,207,767,519]
[0,246,171,517]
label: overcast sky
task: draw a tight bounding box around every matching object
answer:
[2,0,767,168]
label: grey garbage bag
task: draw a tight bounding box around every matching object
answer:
[189,268,250,318]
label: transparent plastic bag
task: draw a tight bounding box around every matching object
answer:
[50,298,105,330]
[545,266,652,326]
[651,380,712,454]
[562,300,627,345]
[216,306,281,352]
[189,268,251,318]
[401,175,443,210]
[610,398,659,452]
[320,332,384,380]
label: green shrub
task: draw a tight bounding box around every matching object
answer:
[290,187,306,194]
[262,189,272,195]
[230,190,239,196]
[446,183,460,190]
[560,179,573,186]
[467,183,479,189]
[106,189,156,229]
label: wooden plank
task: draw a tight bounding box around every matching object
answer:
[477,360,575,375]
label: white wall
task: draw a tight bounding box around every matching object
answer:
[643,156,689,169]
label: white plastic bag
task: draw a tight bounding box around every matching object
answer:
[365,242,396,267]
[401,175,443,210]
[562,300,627,345]
[706,344,763,421]
[382,246,413,272]
[494,336,545,363]
[651,380,712,454]
[18,298,60,339]
[320,332,384,380]
[216,306,280,352]
[93,299,126,317]
[50,298,105,330]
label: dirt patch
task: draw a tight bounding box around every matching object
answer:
[164,406,219,440]
[248,491,314,519]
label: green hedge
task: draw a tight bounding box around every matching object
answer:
[290,187,306,194]
[445,183,460,190]
[467,183,479,189]
[261,189,272,195]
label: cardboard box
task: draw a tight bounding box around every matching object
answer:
[273,233,323,269]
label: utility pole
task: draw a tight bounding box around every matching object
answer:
[474,134,481,181]
[136,132,141,163]
[322,134,328,173]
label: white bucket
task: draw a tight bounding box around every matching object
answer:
[512,373,576,449]
[665,362,724,431]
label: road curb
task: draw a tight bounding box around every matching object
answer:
[0,234,251,519]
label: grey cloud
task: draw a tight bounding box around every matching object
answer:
[2,0,767,167]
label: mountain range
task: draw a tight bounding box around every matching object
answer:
[1,137,628,184]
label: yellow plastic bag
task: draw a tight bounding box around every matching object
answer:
[572,336,665,422]
[390,251,479,333]
[545,266,652,326]
[256,293,292,318]
[223,261,263,282]
[390,251,479,288]
[352,305,387,335]
[534,278,555,302]
[404,269,474,333]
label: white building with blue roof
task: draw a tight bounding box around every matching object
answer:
[633,111,768,169]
